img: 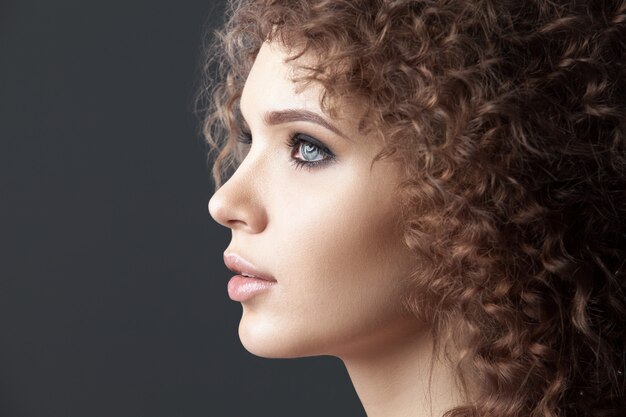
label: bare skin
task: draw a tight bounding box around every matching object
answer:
[208,41,462,417]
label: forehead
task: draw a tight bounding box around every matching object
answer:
[239,42,325,118]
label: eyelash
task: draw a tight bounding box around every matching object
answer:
[236,130,336,171]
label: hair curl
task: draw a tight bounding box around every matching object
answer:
[198,1,626,416]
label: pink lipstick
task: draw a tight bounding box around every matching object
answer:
[224,253,276,302]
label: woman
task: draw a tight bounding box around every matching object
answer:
[200,1,626,416]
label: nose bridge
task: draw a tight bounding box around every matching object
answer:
[208,147,268,233]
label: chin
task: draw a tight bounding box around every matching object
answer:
[237,312,325,359]
[238,321,300,359]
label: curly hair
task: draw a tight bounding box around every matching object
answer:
[198,1,626,416]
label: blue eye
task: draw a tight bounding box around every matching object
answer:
[286,133,336,170]
[236,128,336,171]
[300,142,322,161]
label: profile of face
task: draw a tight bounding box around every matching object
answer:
[208,42,422,360]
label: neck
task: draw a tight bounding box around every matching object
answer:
[338,319,462,417]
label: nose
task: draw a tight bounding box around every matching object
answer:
[208,158,268,234]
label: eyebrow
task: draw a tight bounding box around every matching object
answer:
[263,109,350,140]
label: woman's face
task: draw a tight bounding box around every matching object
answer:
[208,42,422,359]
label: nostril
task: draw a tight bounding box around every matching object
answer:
[227,219,247,228]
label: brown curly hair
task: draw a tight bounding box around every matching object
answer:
[198,1,626,416]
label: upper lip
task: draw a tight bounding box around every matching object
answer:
[223,252,276,282]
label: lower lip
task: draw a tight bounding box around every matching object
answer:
[227,275,276,302]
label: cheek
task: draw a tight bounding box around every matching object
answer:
[241,171,415,357]
[275,171,401,285]
[273,173,407,330]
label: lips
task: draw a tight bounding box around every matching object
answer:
[223,252,276,282]
[223,252,277,302]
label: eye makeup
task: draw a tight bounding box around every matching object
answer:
[236,129,337,171]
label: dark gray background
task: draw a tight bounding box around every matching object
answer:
[0,0,364,415]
